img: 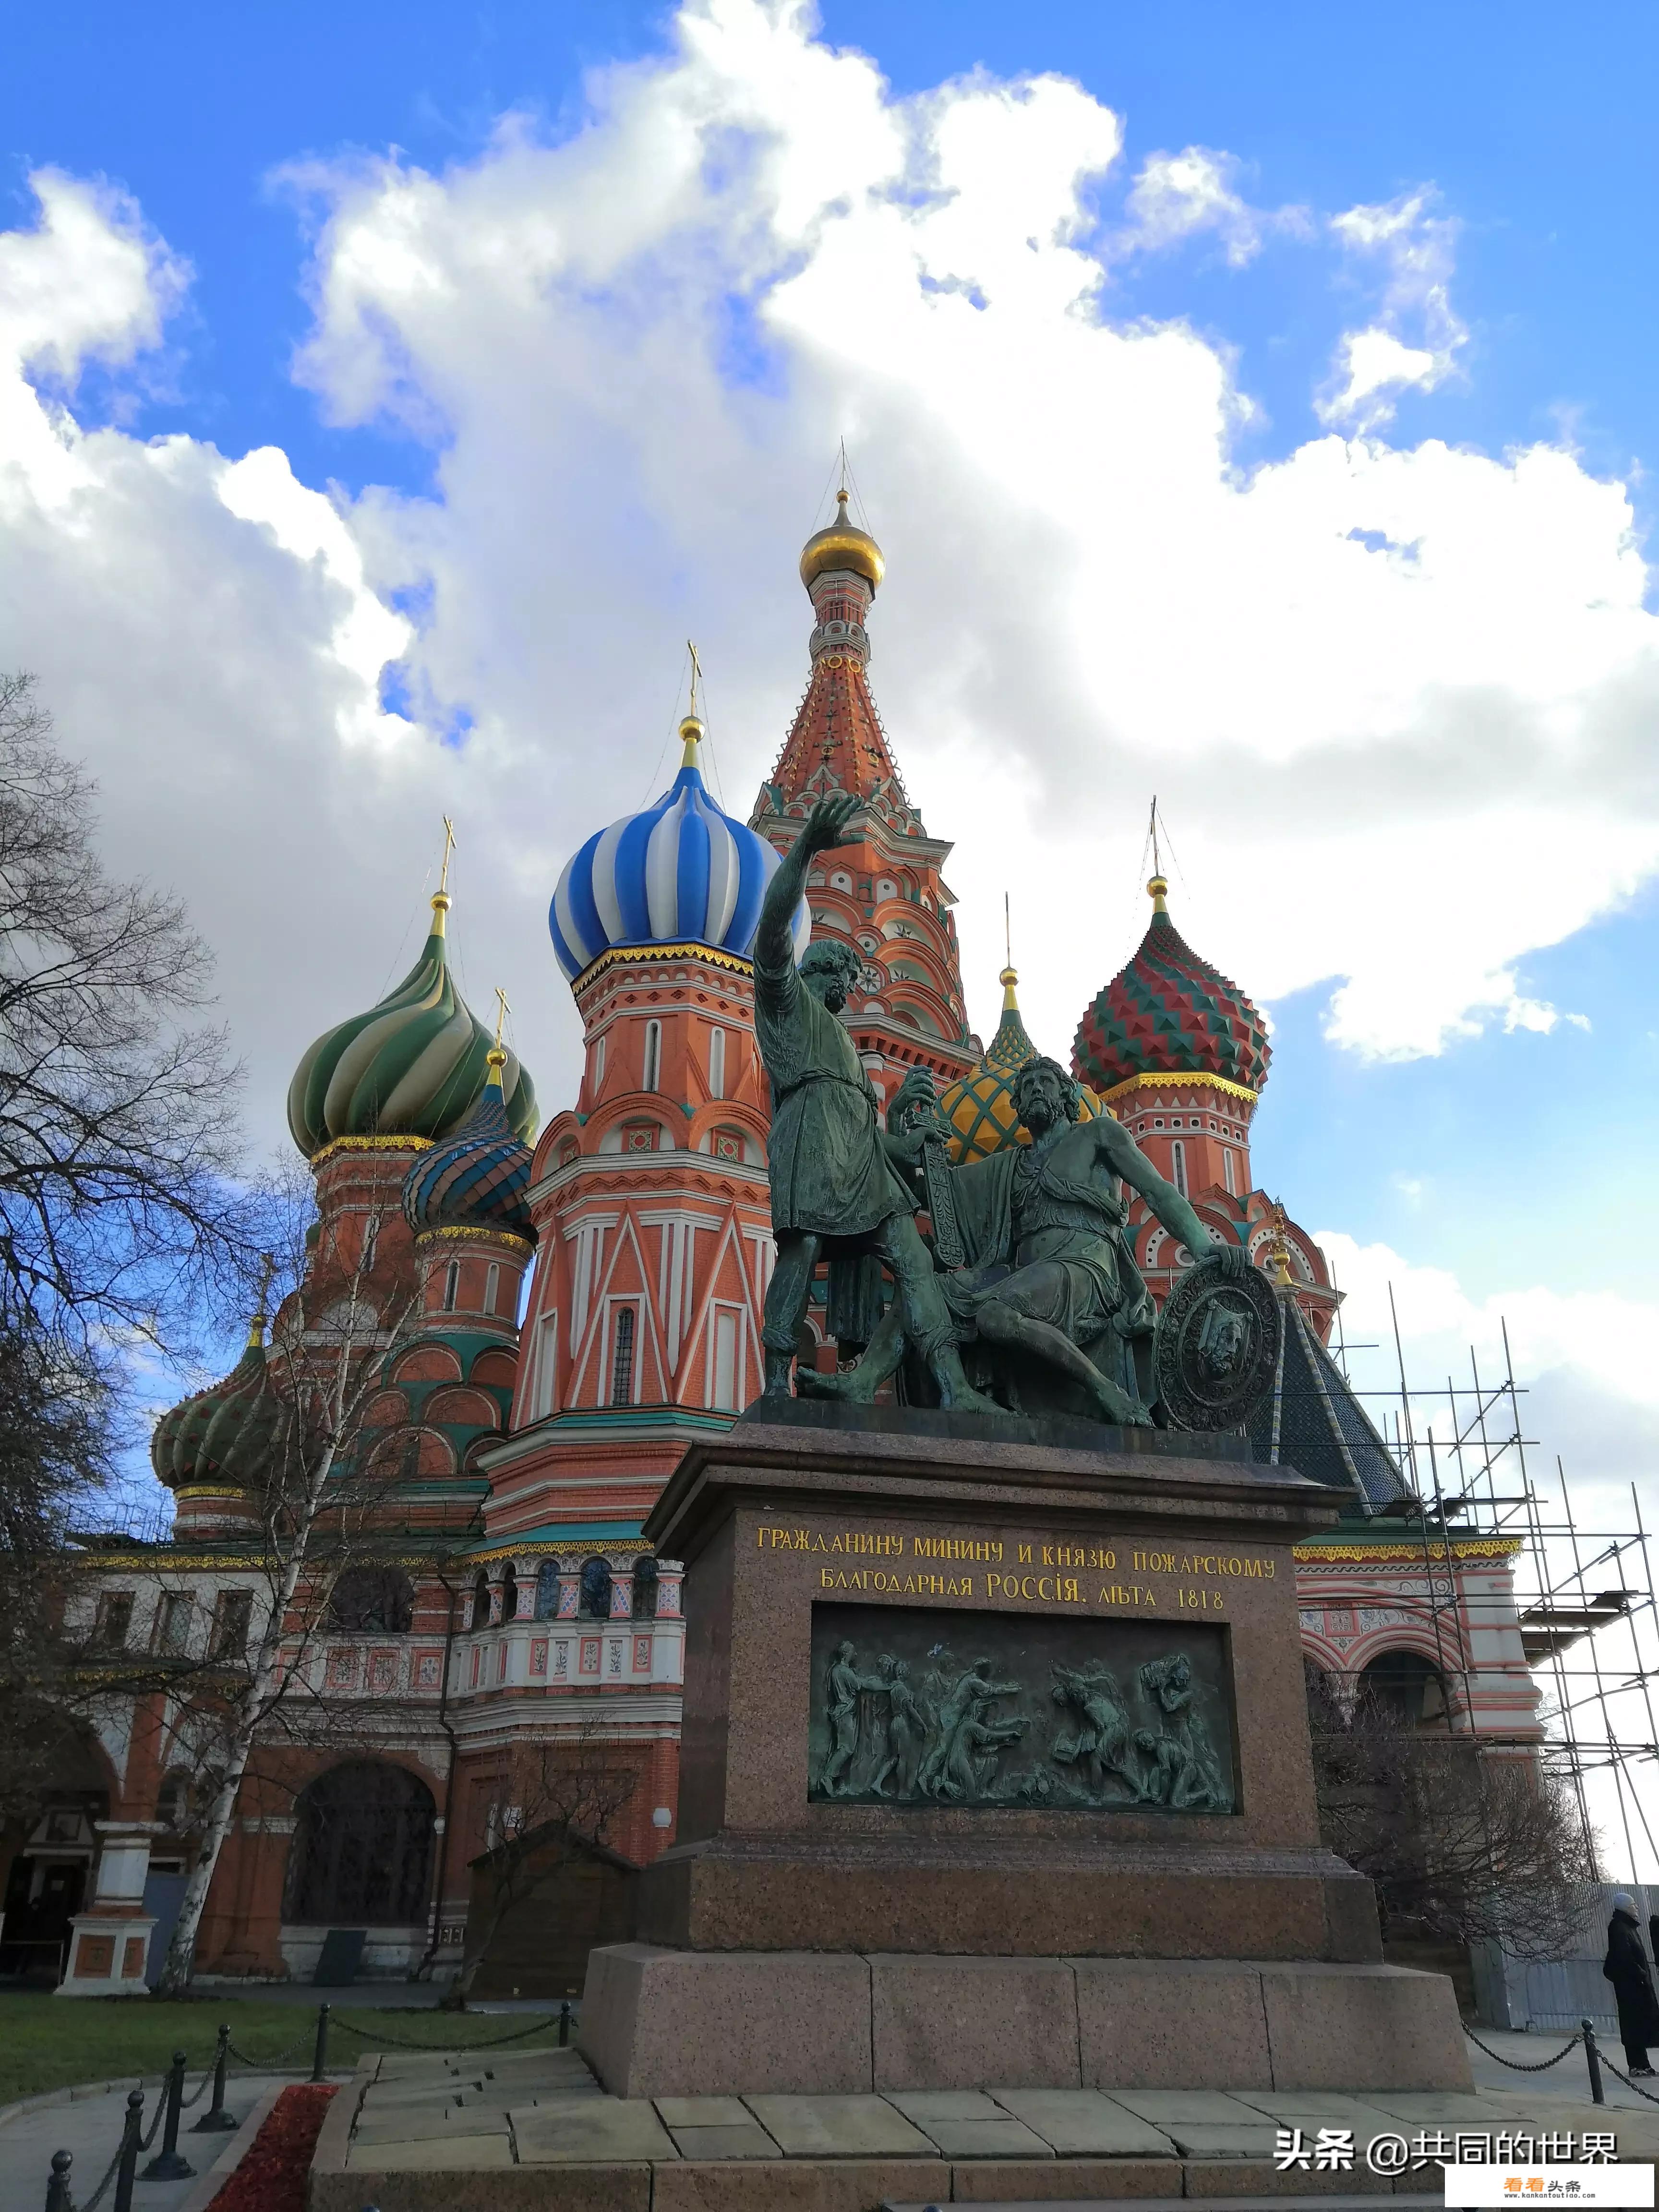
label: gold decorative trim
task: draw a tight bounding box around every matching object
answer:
[573,943,755,990]
[415,1226,534,1254]
[172,1485,250,1501]
[1096,1071,1260,1107]
[310,1134,435,1167]
[1292,1537,1523,1563]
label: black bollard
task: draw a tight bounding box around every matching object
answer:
[559,2002,570,2049]
[312,2001,332,2083]
[142,2051,196,2181]
[1583,2017,1606,2106]
[191,2024,238,2133]
[43,2148,73,2212]
[111,2089,144,2212]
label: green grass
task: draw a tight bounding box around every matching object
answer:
[0,1993,565,2105]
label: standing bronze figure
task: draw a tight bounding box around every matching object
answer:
[754,793,996,1410]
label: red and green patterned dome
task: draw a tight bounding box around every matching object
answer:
[1072,877,1271,1101]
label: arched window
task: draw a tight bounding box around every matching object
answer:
[708,1025,726,1100]
[470,1573,490,1632]
[485,1262,500,1315]
[156,1773,192,1831]
[284,1763,435,1925]
[578,1557,613,1620]
[1360,1649,1449,1729]
[610,1308,636,1407]
[1170,1140,1188,1198]
[329,1568,414,1635]
[534,1561,560,1620]
[1222,1147,1237,1196]
[443,1261,459,1312]
[360,1221,378,1277]
[642,1020,661,1093]
[590,1034,606,1088]
[500,1563,518,1622]
[631,1556,659,1620]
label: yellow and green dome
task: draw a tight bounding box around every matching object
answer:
[151,1311,289,1493]
[939,967,1105,1165]
[287,892,538,1157]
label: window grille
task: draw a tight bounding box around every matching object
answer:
[611,1307,636,1407]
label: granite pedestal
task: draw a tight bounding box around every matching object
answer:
[580,1403,1470,2098]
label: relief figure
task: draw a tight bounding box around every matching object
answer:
[869,1655,927,1798]
[1050,1662,1149,1801]
[1136,1652,1227,1810]
[819,1638,887,1797]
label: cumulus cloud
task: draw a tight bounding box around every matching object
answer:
[1318,1229,1659,1501]
[1117,145,1306,266]
[1321,190,1466,430]
[4,0,1659,1158]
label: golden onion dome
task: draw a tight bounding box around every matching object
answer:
[800,489,885,593]
[940,966,1106,1166]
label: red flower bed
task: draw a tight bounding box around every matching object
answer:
[208,2084,337,2212]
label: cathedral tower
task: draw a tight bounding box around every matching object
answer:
[750,493,976,1108]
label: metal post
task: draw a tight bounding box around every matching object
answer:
[192,2024,238,2133]
[43,2149,73,2212]
[312,2001,331,2083]
[559,2002,570,2048]
[111,2090,144,2212]
[143,2051,195,2181]
[1583,2018,1606,2106]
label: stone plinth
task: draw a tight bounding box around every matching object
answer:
[580,1402,1469,2096]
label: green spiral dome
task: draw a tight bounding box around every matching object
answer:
[287,894,538,1157]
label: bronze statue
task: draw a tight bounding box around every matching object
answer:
[805,1053,1250,1425]
[753,794,996,1411]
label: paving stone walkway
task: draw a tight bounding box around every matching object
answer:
[312,2044,1659,2208]
[0,2073,295,2212]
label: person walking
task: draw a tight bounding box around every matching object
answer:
[1603,1892,1659,2076]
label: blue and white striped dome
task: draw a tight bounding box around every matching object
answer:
[549,727,810,983]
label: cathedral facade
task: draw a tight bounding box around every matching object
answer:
[2,500,1538,1999]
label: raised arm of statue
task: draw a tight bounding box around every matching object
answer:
[754,793,865,1004]
[1097,1117,1249,1279]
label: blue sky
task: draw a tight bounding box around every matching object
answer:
[12,3,1659,513]
[2,0,1657,1527]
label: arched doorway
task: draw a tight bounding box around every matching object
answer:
[284,1763,435,1925]
[1360,1648,1449,1729]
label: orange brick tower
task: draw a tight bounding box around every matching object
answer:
[749,491,977,1111]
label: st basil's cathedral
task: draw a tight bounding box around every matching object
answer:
[9,496,1541,2000]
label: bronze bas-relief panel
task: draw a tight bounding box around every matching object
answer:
[808,1601,1237,1814]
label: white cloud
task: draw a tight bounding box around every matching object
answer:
[3,0,1659,1160]
[1118,145,1306,267]
[1321,190,1466,430]
[1317,1229,1659,1512]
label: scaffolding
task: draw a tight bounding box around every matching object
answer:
[1320,1295,1659,1885]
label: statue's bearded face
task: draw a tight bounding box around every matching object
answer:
[1015,1066,1068,1134]
[802,945,859,1011]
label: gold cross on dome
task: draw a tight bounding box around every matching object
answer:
[493,986,510,1051]
[438,814,458,895]
[687,640,703,719]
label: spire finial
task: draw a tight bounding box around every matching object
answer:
[679,641,706,766]
[1146,796,1168,913]
[247,1250,276,1346]
[432,817,457,932]
[1268,1202,1294,1288]
[491,986,510,1058]
[1000,893,1018,1004]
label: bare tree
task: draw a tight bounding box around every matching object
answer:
[0,672,259,1358]
[1306,1663,1597,1960]
[153,1213,428,1993]
[0,670,267,1841]
[448,1731,639,2007]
